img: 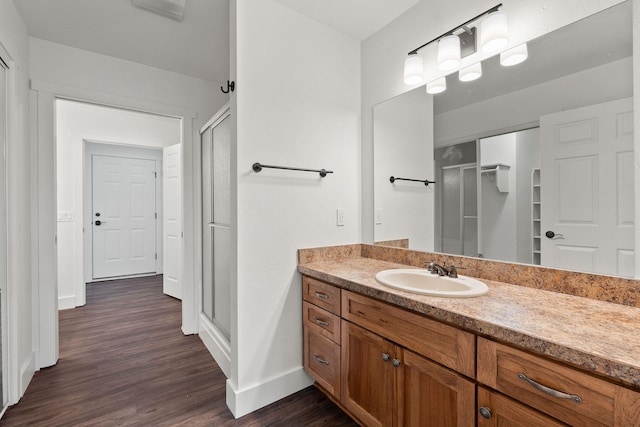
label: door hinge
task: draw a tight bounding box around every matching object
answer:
[155,253,157,260]
[154,171,157,178]
[155,212,157,219]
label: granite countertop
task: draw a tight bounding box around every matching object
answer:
[298,256,640,389]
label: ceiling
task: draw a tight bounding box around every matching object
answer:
[271,0,421,41]
[13,0,421,84]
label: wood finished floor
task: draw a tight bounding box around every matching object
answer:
[1,275,356,426]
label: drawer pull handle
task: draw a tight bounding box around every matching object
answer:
[518,373,582,403]
[313,354,329,365]
[313,291,329,300]
[313,317,329,327]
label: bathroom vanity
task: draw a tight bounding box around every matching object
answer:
[298,244,640,426]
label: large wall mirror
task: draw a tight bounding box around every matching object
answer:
[373,1,634,277]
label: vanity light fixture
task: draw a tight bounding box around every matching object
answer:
[404,53,425,85]
[480,10,509,53]
[437,35,461,71]
[426,77,447,94]
[404,4,504,88]
[500,43,528,66]
[459,62,482,82]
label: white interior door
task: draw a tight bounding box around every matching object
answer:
[540,97,634,276]
[92,155,157,279]
[163,144,182,299]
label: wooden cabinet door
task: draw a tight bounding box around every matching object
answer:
[477,387,566,426]
[397,349,475,427]
[341,321,395,427]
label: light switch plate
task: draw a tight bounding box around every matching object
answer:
[336,209,345,226]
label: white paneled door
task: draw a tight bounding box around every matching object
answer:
[163,144,182,300]
[540,97,634,277]
[92,155,157,279]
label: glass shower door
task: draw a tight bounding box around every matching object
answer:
[201,110,231,341]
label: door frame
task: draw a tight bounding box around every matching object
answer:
[83,142,163,286]
[31,80,198,370]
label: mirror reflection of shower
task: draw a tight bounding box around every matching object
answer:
[435,128,540,262]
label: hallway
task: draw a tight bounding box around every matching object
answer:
[1,276,355,426]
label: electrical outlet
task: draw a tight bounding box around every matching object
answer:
[375,208,382,225]
[336,209,345,226]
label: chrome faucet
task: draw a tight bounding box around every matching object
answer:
[427,261,464,278]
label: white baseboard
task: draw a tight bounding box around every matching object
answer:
[58,295,76,311]
[18,354,35,401]
[226,367,313,418]
[198,314,231,378]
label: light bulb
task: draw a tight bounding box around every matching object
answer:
[426,77,447,94]
[500,43,528,66]
[480,10,508,53]
[459,62,482,82]
[404,54,425,85]
[437,35,461,71]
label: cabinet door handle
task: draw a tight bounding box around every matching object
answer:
[313,291,329,300]
[313,316,329,327]
[479,407,492,419]
[313,354,329,365]
[382,353,390,362]
[518,373,582,403]
[392,359,401,368]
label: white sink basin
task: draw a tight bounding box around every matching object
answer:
[375,269,489,298]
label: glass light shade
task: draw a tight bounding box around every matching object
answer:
[500,43,528,66]
[437,35,461,71]
[426,77,447,94]
[404,54,425,85]
[459,62,482,82]
[480,10,508,53]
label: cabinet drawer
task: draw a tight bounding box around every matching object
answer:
[477,386,566,427]
[478,338,640,427]
[303,276,340,315]
[303,301,340,344]
[304,326,340,399]
[342,290,475,378]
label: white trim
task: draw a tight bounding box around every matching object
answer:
[30,80,196,120]
[57,296,76,311]
[225,368,313,418]
[33,82,200,372]
[0,44,12,408]
[18,354,35,399]
[198,313,231,378]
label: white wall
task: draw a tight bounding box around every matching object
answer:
[435,57,633,146]
[374,86,433,250]
[0,0,34,404]
[480,134,517,261]
[230,0,361,417]
[56,99,180,310]
[361,0,628,244]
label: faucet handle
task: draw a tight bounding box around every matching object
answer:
[447,265,465,278]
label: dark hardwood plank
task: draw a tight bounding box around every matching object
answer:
[1,275,356,426]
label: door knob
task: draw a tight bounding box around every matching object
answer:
[545,231,564,239]
[95,220,106,226]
